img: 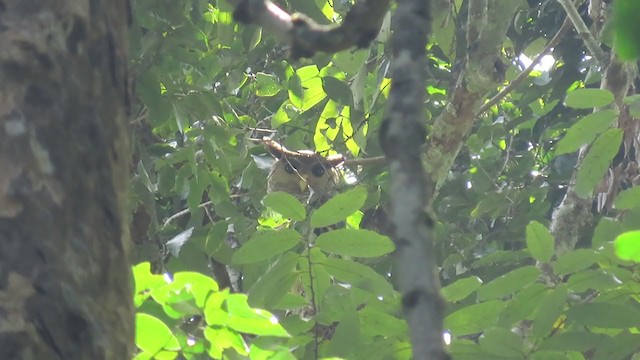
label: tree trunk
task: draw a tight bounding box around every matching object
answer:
[0,1,133,359]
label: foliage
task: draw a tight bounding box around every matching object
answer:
[129,0,640,359]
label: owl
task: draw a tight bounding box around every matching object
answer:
[260,138,344,203]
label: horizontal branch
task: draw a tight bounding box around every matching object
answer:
[230,0,390,58]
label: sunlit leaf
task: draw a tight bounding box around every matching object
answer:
[136,313,180,353]
[614,231,640,262]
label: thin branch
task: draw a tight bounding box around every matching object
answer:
[477,16,572,115]
[556,0,608,64]
[230,0,391,58]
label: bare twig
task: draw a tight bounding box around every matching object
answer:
[557,0,608,64]
[477,16,572,114]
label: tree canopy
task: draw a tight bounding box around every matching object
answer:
[129,0,640,359]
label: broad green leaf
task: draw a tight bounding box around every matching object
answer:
[136,313,180,353]
[593,331,640,360]
[614,231,640,262]
[497,283,548,327]
[322,76,353,106]
[477,266,541,301]
[359,309,407,337]
[478,327,523,357]
[255,72,280,97]
[204,326,247,358]
[592,217,622,248]
[262,191,306,221]
[526,221,554,263]
[225,294,290,337]
[529,350,579,360]
[539,332,610,352]
[613,0,640,60]
[532,284,567,338]
[326,310,359,358]
[441,276,483,303]
[564,88,614,109]
[171,272,219,307]
[552,249,599,276]
[566,303,640,328]
[133,262,166,307]
[613,186,640,210]
[444,301,506,336]
[567,269,622,292]
[232,230,301,264]
[310,186,367,228]
[248,252,299,308]
[575,128,623,198]
[316,229,395,257]
[323,257,394,297]
[555,110,617,155]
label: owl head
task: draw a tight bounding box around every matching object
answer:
[260,138,344,198]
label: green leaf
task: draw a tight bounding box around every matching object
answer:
[478,327,523,357]
[204,326,247,358]
[315,229,395,258]
[255,72,280,97]
[172,272,219,307]
[532,284,567,338]
[322,76,353,106]
[262,191,306,221]
[323,257,394,297]
[564,88,614,109]
[232,230,301,264]
[539,332,610,352]
[613,0,640,60]
[136,313,180,353]
[555,110,618,155]
[567,269,622,292]
[552,249,599,276]
[497,283,548,327]
[566,303,640,328]
[477,266,541,301]
[441,276,483,303]
[593,331,640,360]
[326,310,360,358]
[575,128,623,198]
[444,301,507,336]
[614,231,640,262]
[310,186,367,228]
[613,186,640,210]
[526,221,555,263]
[225,294,290,337]
[592,217,623,248]
[248,252,300,308]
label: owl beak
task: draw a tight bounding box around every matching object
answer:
[298,176,309,193]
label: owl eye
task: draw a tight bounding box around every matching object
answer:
[311,164,325,177]
[284,163,296,174]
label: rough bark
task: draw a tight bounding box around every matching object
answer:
[0,1,133,359]
[380,0,448,358]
